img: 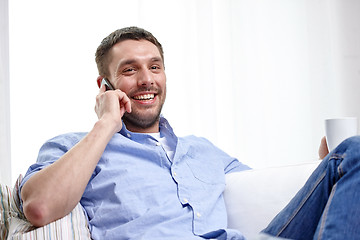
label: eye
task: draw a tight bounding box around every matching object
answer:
[122,67,136,75]
[150,65,161,72]
[124,68,135,72]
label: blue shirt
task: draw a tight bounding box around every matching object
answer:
[21,117,250,240]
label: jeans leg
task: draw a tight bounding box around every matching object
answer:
[262,136,360,240]
[313,137,360,239]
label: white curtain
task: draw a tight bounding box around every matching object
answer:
[0,0,11,185]
[7,0,360,183]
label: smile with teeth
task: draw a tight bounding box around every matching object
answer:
[133,93,155,100]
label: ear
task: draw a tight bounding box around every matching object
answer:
[96,76,103,88]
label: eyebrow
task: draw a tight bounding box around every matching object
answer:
[150,57,163,63]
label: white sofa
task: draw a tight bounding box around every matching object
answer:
[224,161,319,239]
[1,161,319,239]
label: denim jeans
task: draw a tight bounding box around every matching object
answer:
[262,136,360,240]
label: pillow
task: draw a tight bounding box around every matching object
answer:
[0,182,12,239]
[8,203,91,240]
[6,175,92,240]
[10,175,26,220]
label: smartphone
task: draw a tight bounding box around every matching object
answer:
[101,78,115,91]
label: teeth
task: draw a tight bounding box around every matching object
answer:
[133,94,155,100]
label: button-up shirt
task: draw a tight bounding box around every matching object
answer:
[21,117,250,239]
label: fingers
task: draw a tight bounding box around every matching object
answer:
[318,136,329,160]
[95,88,131,120]
[115,90,132,114]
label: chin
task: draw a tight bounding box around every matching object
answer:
[123,112,161,131]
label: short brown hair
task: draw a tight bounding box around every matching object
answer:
[95,26,164,77]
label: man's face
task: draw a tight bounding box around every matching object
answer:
[107,39,166,132]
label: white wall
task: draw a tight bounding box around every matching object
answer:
[0,0,11,186]
[7,0,360,184]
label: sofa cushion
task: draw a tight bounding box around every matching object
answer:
[224,161,319,239]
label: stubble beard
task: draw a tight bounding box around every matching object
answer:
[122,88,166,131]
[122,104,163,131]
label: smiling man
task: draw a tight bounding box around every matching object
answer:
[19,27,251,240]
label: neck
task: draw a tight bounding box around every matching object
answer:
[123,120,160,133]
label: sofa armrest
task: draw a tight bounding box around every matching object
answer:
[224,161,319,239]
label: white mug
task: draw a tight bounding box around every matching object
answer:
[325,117,358,151]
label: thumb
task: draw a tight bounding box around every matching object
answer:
[318,136,329,159]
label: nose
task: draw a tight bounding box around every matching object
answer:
[137,69,154,87]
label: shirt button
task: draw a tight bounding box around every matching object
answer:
[196,212,201,218]
[173,171,177,177]
[183,198,189,203]
[127,133,131,138]
[156,142,161,146]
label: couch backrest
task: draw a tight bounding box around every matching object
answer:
[224,161,319,239]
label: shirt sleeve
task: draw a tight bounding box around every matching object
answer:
[224,157,252,174]
[19,133,85,209]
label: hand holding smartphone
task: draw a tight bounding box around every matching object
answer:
[96,77,131,119]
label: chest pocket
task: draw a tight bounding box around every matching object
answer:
[184,154,225,185]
